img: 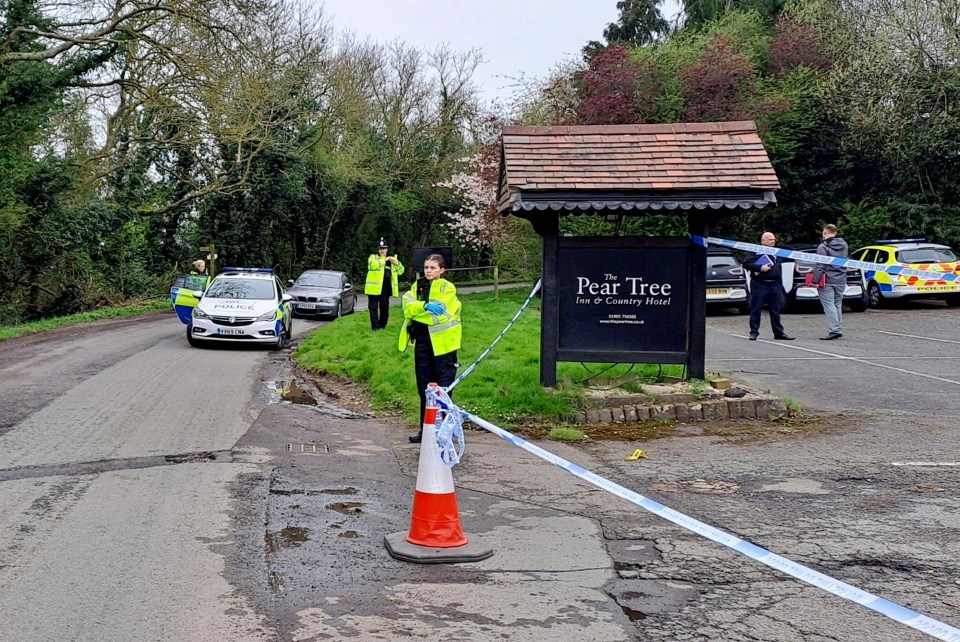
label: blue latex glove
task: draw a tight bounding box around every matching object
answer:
[424,302,446,315]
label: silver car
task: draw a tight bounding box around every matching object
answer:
[286,270,357,318]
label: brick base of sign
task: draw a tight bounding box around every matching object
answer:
[573,387,785,425]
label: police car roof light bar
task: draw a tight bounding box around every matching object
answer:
[223,267,273,273]
[874,238,926,244]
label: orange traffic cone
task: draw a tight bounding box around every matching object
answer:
[384,384,493,563]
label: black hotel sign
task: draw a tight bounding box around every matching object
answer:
[553,236,694,365]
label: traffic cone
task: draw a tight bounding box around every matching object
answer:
[384,383,493,563]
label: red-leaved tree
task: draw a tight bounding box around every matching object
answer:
[679,36,757,122]
[576,45,661,125]
[768,17,833,77]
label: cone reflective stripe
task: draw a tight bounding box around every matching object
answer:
[406,390,467,547]
[385,383,493,563]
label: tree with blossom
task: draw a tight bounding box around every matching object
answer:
[437,143,505,251]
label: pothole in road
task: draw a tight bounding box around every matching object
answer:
[280,380,317,405]
[839,558,931,574]
[339,530,361,539]
[270,486,357,496]
[265,526,311,553]
[649,479,740,494]
[327,501,364,515]
[321,487,358,495]
[165,452,217,464]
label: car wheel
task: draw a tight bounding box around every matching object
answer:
[272,327,288,351]
[867,282,883,308]
[187,325,198,347]
[946,294,960,307]
[335,301,342,319]
[847,290,868,312]
[350,297,356,314]
[736,303,749,315]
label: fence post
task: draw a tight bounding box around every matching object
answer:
[493,266,499,301]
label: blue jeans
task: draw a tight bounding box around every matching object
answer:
[818,282,845,335]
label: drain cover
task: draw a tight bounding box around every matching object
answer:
[286,443,331,454]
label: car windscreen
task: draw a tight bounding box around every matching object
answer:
[295,274,340,288]
[896,248,958,264]
[707,256,738,269]
[205,278,275,299]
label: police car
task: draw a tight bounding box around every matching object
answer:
[187,268,294,349]
[850,239,960,308]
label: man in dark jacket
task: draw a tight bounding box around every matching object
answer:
[811,224,849,340]
[745,231,794,341]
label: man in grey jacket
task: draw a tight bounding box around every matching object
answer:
[811,224,848,340]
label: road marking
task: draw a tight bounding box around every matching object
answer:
[731,334,960,386]
[877,330,960,345]
[891,462,960,467]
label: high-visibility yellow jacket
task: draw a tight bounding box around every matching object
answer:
[398,278,461,355]
[365,254,404,296]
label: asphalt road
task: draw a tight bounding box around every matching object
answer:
[0,295,957,641]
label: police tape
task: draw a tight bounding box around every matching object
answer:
[692,235,960,283]
[428,389,960,642]
[447,279,542,391]
[433,280,541,466]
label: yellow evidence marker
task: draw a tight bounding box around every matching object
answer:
[626,448,647,461]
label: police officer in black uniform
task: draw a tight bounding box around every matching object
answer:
[745,231,794,341]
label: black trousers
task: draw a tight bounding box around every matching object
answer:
[368,290,390,329]
[749,281,786,337]
[414,339,458,434]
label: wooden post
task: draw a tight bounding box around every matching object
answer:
[534,217,560,387]
[493,266,499,301]
[687,214,707,380]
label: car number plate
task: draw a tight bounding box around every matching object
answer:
[297,303,316,309]
[217,328,245,335]
[706,288,728,295]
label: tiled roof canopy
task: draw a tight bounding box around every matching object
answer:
[498,122,780,215]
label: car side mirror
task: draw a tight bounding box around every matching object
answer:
[344,282,352,290]
[287,279,294,286]
[281,293,293,302]
[192,290,204,299]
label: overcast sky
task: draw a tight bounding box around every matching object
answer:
[316,0,683,106]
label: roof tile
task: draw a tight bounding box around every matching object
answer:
[498,122,780,210]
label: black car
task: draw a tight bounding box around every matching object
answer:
[780,246,867,312]
[706,248,749,313]
[286,270,357,318]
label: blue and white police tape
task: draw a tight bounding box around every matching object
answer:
[433,387,466,467]
[447,279,542,391]
[692,234,960,283]
[428,389,960,642]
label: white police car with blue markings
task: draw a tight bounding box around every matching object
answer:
[187,268,293,350]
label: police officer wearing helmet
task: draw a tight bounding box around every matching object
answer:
[365,238,404,330]
[398,253,461,443]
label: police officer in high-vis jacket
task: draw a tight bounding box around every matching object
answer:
[398,253,461,443]
[365,238,404,330]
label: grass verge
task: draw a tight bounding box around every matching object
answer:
[0,300,169,342]
[295,288,682,428]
